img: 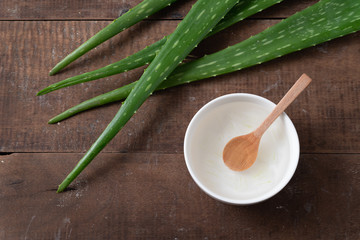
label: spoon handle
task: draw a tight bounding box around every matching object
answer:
[254,73,312,137]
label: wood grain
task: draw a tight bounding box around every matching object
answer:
[0,153,359,239]
[0,20,359,154]
[0,0,317,20]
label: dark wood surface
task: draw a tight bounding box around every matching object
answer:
[0,0,316,20]
[0,0,359,239]
[0,153,359,239]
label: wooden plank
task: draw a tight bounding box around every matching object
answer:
[0,153,359,239]
[1,20,359,154]
[0,0,317,20]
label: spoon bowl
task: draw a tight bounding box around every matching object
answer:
[223,132,260,171]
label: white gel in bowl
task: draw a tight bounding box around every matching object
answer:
[184,93,299,205]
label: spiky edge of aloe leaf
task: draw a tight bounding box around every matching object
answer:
[50,0,360,124]
[38,0,283,95]
[49,0,178,76]
[57,0,240,192]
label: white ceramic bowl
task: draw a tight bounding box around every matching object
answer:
[184,93,299,205]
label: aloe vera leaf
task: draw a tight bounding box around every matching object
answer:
[48,85,133,124]
[166,0,360,85]
[38,0,283,95]
[57,0,240,192]
[49,0,178,76]
[50,0,360,124]
[39,39,163,95]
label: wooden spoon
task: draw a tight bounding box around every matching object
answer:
[223,74,312,171]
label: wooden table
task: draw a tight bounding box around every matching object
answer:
[1,0,359,239]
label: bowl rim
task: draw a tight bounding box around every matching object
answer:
[183,93,300,205]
